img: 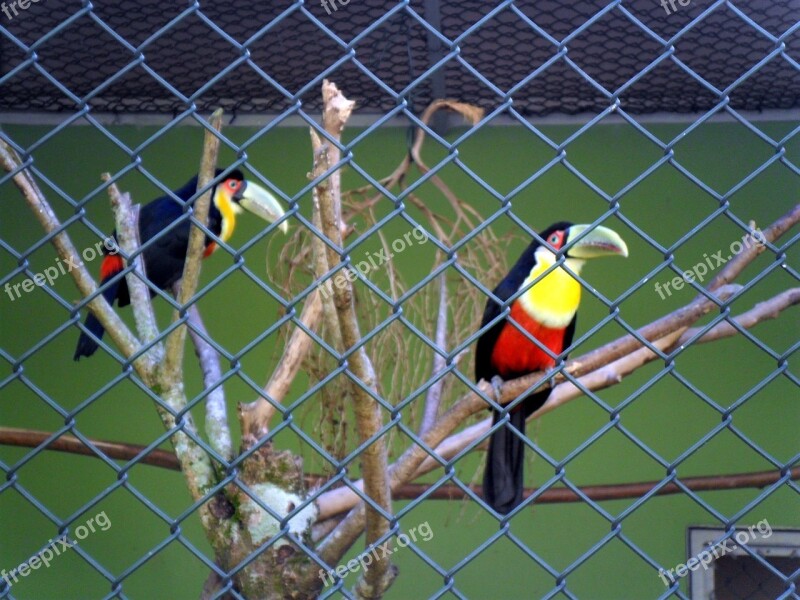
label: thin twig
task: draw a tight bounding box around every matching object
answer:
[420,271,448,436]
[0,427,181,469]
[383,466,800,503]
[680,287,800,345]
[5,428,795,508]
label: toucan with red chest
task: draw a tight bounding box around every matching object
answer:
[74,169,287,360]
[476,222,628,514]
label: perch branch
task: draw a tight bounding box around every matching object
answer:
[412,286,800,487]
[314,198,799,524]
[314,284,742,523]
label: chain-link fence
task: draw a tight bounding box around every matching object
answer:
[1,1,799,599]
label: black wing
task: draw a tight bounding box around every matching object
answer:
[474,243,537,382]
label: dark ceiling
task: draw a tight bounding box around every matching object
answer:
[1,0,798,118]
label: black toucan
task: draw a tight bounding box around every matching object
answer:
[476,223,628,514]
[73,169,287,360]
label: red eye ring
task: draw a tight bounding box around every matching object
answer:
[228,180,238,189]
[548,232,565,248]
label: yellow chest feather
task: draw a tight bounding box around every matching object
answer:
[518,254,584,328]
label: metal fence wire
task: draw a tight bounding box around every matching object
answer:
[1,1,799,599]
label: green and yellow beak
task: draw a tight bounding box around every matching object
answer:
[565,224,628,259]
[235,181,288,234]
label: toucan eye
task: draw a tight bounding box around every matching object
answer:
[549,233,560,244]
[228,180,238,189]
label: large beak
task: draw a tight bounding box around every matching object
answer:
[235,181,288,234]
[566,224,628,259]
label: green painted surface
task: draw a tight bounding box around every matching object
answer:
[0,121,797,599]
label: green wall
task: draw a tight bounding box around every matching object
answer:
[0,120,798,599]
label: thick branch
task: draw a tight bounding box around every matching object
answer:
[139,111,226,513]
[311,190,346,353]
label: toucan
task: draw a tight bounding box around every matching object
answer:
[73,169,287,360]
[476,222,628,514]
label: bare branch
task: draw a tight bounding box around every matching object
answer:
[0,141,140,369]
[162,108,224,384]
[239,289,324,437]
[420,271,448,436]
[0,427,181,470]
[6,428,795,511]
[680,287,800,345]
[103,176,162,372]
[386,465,800,503]
[311,80,395,598]
[311,190,346,354]
[184,297,233,462]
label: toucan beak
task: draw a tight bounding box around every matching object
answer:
[566,224,628,259]
[235,181,288,233]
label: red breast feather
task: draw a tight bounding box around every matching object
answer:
[490,300,566,378]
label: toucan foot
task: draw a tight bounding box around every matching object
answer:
[490,375,504,405]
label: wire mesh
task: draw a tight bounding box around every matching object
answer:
[1,1,798,599]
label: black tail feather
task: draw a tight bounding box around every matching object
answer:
[73,278,119,361]
[483,407,527,515]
